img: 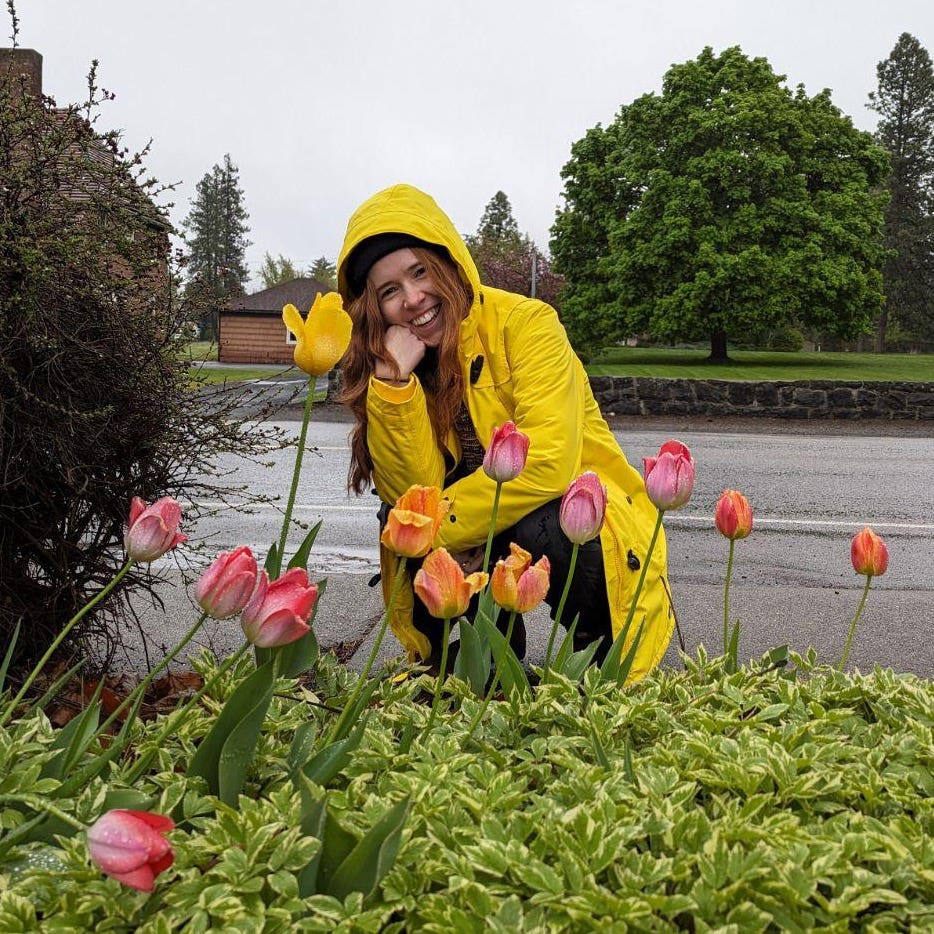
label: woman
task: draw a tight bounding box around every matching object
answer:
[338,183,674,678]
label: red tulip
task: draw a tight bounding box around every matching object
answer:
[195,546,259,619]
[241,568,318,647]
[86,809,174,892]
[413,548,487,619]
[643,440,695,511]
[490,543,551,613]
[380,485,449,558]
[124,496,186,562]
[851,527,889,577]
[715,490,753,541]
[559,472,607,545]
[483,421,530,483]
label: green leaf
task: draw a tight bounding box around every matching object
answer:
[599,618,646,687]
[40,682,104,781]
[287,520,323,572]
[188,661,275,802]
[271,627,320,679]
[288,722,318,774]
[295,773,328,897]
[726,618,741,673]
[589,718,611,770]
[453,619,491,696]
[0,620,20,694]
[301,716,368,787]
[322,796,410,903]
[475,612,529,700]
[550,612,580,673]
[559,640,601,684]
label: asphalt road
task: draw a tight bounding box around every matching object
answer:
[130,416,934,679]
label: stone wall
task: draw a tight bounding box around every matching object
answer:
[588,377,934,421]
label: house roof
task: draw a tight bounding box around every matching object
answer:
[224,278,333,313]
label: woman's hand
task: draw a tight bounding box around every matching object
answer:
[376,325,426,381]
[451,546,485,574]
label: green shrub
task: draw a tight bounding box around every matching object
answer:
[769,325,805,352]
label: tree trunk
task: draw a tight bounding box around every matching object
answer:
[708,330,729,363]
[874,308,888,353]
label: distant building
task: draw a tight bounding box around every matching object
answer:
[219,278,332,364]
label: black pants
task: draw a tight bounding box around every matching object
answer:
[407,498,614,667]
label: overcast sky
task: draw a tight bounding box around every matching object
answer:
[12,1,934,290]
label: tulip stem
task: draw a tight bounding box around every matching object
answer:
[464,611,517,743]
[839,575,873,671]
[327,560,406,745]
[0,794,85,831]
[481,481,504,576]
[423,617,452,734]
[542,543,580,676]
[2,559,134,727]
[275,383,315,578]
[723,539,735,659]
[125,641,252,784]
[97,612,209,738]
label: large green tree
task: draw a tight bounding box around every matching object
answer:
[552,47,889,361]
[868,33,934,350]
[308,255,337,290]
[183,154,251,337]
[258,252,300,289]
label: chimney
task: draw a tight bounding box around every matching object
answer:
[1,48,43,98]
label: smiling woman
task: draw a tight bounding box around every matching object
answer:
[334,184,676,678]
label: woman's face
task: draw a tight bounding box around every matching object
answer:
[368,248,446,348]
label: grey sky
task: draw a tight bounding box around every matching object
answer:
[14,1,934,290]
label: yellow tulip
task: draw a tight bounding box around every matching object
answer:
[282,292,352,376]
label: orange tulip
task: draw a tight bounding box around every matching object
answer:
[380,485,449,558]
[413,548,488,619]
[490,543,551,613]
[851,527,889,577]
[715,490,753,541]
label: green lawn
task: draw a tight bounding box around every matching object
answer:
[190,364,301,385]
[587,348,934,382]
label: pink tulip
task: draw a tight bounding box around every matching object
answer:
[483,421,530,483]
[195,547,259,619]
[851,527,889,577]
[715,490,753,541]
[559,472,608,545]
[240,567,318,647]
[86,809,174,892]
[124,496,187,562]
[643,440,695,511]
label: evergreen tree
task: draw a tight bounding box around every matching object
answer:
[476,190,521,247]
[308,255,337,290]
[868,33,934,350]
[183,154,251,337]
[258,252,299,289]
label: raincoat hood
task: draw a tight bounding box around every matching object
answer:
[338,184,481,307]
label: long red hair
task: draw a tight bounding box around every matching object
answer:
[340,247,473,494]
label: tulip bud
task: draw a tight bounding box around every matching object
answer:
[559,472,607,545]
[851,527,889,577]
[195,546,259,619]
[380,484,449,558]
[715,490,753,541]
[643,440,695,511]
[282,292,352,376]
[413,548,487,619]
[241,568,318,647]
[490,543,551,613]
[124,496,187,562]
[86,809,174,892]
[483,422,530,483]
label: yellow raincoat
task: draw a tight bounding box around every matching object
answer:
[338,184,675,680]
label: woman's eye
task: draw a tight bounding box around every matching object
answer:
[414,266,425,278]
[379,286,396,300]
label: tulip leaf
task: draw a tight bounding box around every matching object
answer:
[287,520,323,573]
[295,772,328,897]
[320,795,411,903]
[475,612,529,700]
[0,619,20,693]
[31,658,87,714]
[600,615,646,686]
[300,715,368,787]
[264,539,280,577]
[453,619,491,696]
[550,613,580,673]
[330,671,384,744]
[188,661,276,802]
[271,627,320,679]
[40,681,103,781]
[560,640,602,684]
[288,722,319,774]
[589,718,611,770]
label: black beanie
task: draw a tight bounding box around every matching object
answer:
[346,233,448,298]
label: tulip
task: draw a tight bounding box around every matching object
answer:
[490,543,550,614]
[559,472,607,545]
[195,546,259,619]
[483,422,530,483]
[840,526,890,671]
[413,548,488,620]
[851,526,889,577]
[715,489,753,541]
[282,292,352,377]
[86,809,174,892]
[643,440,695,511]
[124,496,186,562]
[380,484,449,558]
[241,567,318,648]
